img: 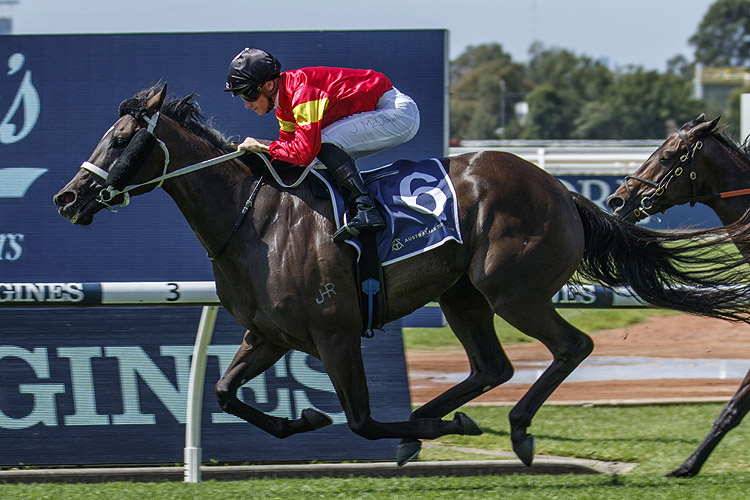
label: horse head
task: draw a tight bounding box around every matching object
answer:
[54,84,169,225]
[606,114,721,222]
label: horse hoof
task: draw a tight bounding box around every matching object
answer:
[513,434,535,467]
[666,466,696,478]
[455,412,483,435]
[396,440,422,466]
[301,408,333,430]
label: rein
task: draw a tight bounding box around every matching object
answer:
[80,109,314,260]
[621,132,750,221]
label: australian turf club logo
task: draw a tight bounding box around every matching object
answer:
[1,52,45,198]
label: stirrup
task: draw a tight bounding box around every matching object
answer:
[332,213,361,243]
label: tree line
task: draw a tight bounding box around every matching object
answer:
[450,0,750,141]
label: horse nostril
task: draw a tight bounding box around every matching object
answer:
[54,191,76,208]
[606,194,624,212]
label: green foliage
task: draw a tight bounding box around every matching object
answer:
[518,43,613,139]
[690,0,750,67]
[450,41,706,140]
[449,0,750,140]
[573,70,704,139]
[449,43,529,139]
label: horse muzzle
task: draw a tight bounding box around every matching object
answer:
[606,193,642,223]
[53,188,100,225]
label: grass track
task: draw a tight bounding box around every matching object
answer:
[2,404,749,499]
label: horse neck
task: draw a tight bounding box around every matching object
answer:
[695,135,750,259]
[701,135,750,228]
[157,123,268,253]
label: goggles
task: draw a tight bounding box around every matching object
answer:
[238,86,263,102]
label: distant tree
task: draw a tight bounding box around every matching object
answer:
[573,69,704,139]
[690,0,750,66]
[519,43,613,139]
[521,84,567,139]
[526,42,612,102]
[449,44,529,139]
[451,43,514,81]
[666,54,694,80]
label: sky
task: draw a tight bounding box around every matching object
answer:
[5,0,716,71]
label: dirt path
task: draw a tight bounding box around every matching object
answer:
[407,314,750,405]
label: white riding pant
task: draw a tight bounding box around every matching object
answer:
[317,87,420,163]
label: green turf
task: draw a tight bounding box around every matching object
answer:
[2,404,748,499]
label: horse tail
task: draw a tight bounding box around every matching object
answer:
[571,192,750,322]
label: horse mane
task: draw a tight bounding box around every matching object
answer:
[713,128,750,164]
[119,84,235,154]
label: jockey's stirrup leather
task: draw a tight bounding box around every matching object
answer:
[330,159,385,242]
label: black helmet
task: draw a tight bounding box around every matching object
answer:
[225,48,282,95]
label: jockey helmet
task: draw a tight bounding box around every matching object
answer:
[225,48,282,96]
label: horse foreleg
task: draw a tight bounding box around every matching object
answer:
[398,276,513,464]
[498,302,594,467]
[214,330,333,438]
[667,369,750,477]
[316,332,481,455]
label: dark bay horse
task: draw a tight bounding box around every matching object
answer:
[608,114,750,477]
[54,85,750,467]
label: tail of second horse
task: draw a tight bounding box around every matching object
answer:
[572,192,750,322]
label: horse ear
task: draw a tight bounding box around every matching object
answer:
[693,115,721,136]
[695,113,706,122]
[146,83,168,114]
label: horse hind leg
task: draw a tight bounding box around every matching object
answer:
[398,275,514,465]
[214,330,333,438]
[496,301,594,466]
[314,329,482,458]
[667,369,750,477]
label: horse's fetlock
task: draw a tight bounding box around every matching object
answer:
[348,417,378,440]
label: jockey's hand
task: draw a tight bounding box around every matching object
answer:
[237,137,271,153]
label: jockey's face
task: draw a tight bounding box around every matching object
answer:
[244,80,276,115]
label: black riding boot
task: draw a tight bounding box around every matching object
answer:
[319,144,385,238]
[330,160,386,233]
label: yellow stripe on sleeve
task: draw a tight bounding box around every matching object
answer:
[292,98,329,126]
[278,118,296,133]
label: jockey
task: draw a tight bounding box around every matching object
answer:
[224,47,420,237]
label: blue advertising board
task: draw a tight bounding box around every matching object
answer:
[0,31,447,466]
[0,307,412,466]
[1,30,447,282]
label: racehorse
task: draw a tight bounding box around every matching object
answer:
[608,114,750,477]
[54,85,750,467]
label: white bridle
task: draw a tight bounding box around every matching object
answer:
[80,112,171,209]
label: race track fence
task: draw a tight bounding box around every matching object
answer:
[0,281,649,482]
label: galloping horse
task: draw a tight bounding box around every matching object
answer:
[54,85,750,467]
[608,114,750,477]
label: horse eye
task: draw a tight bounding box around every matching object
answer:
[113,136,129,148]
[659,157,671,165]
